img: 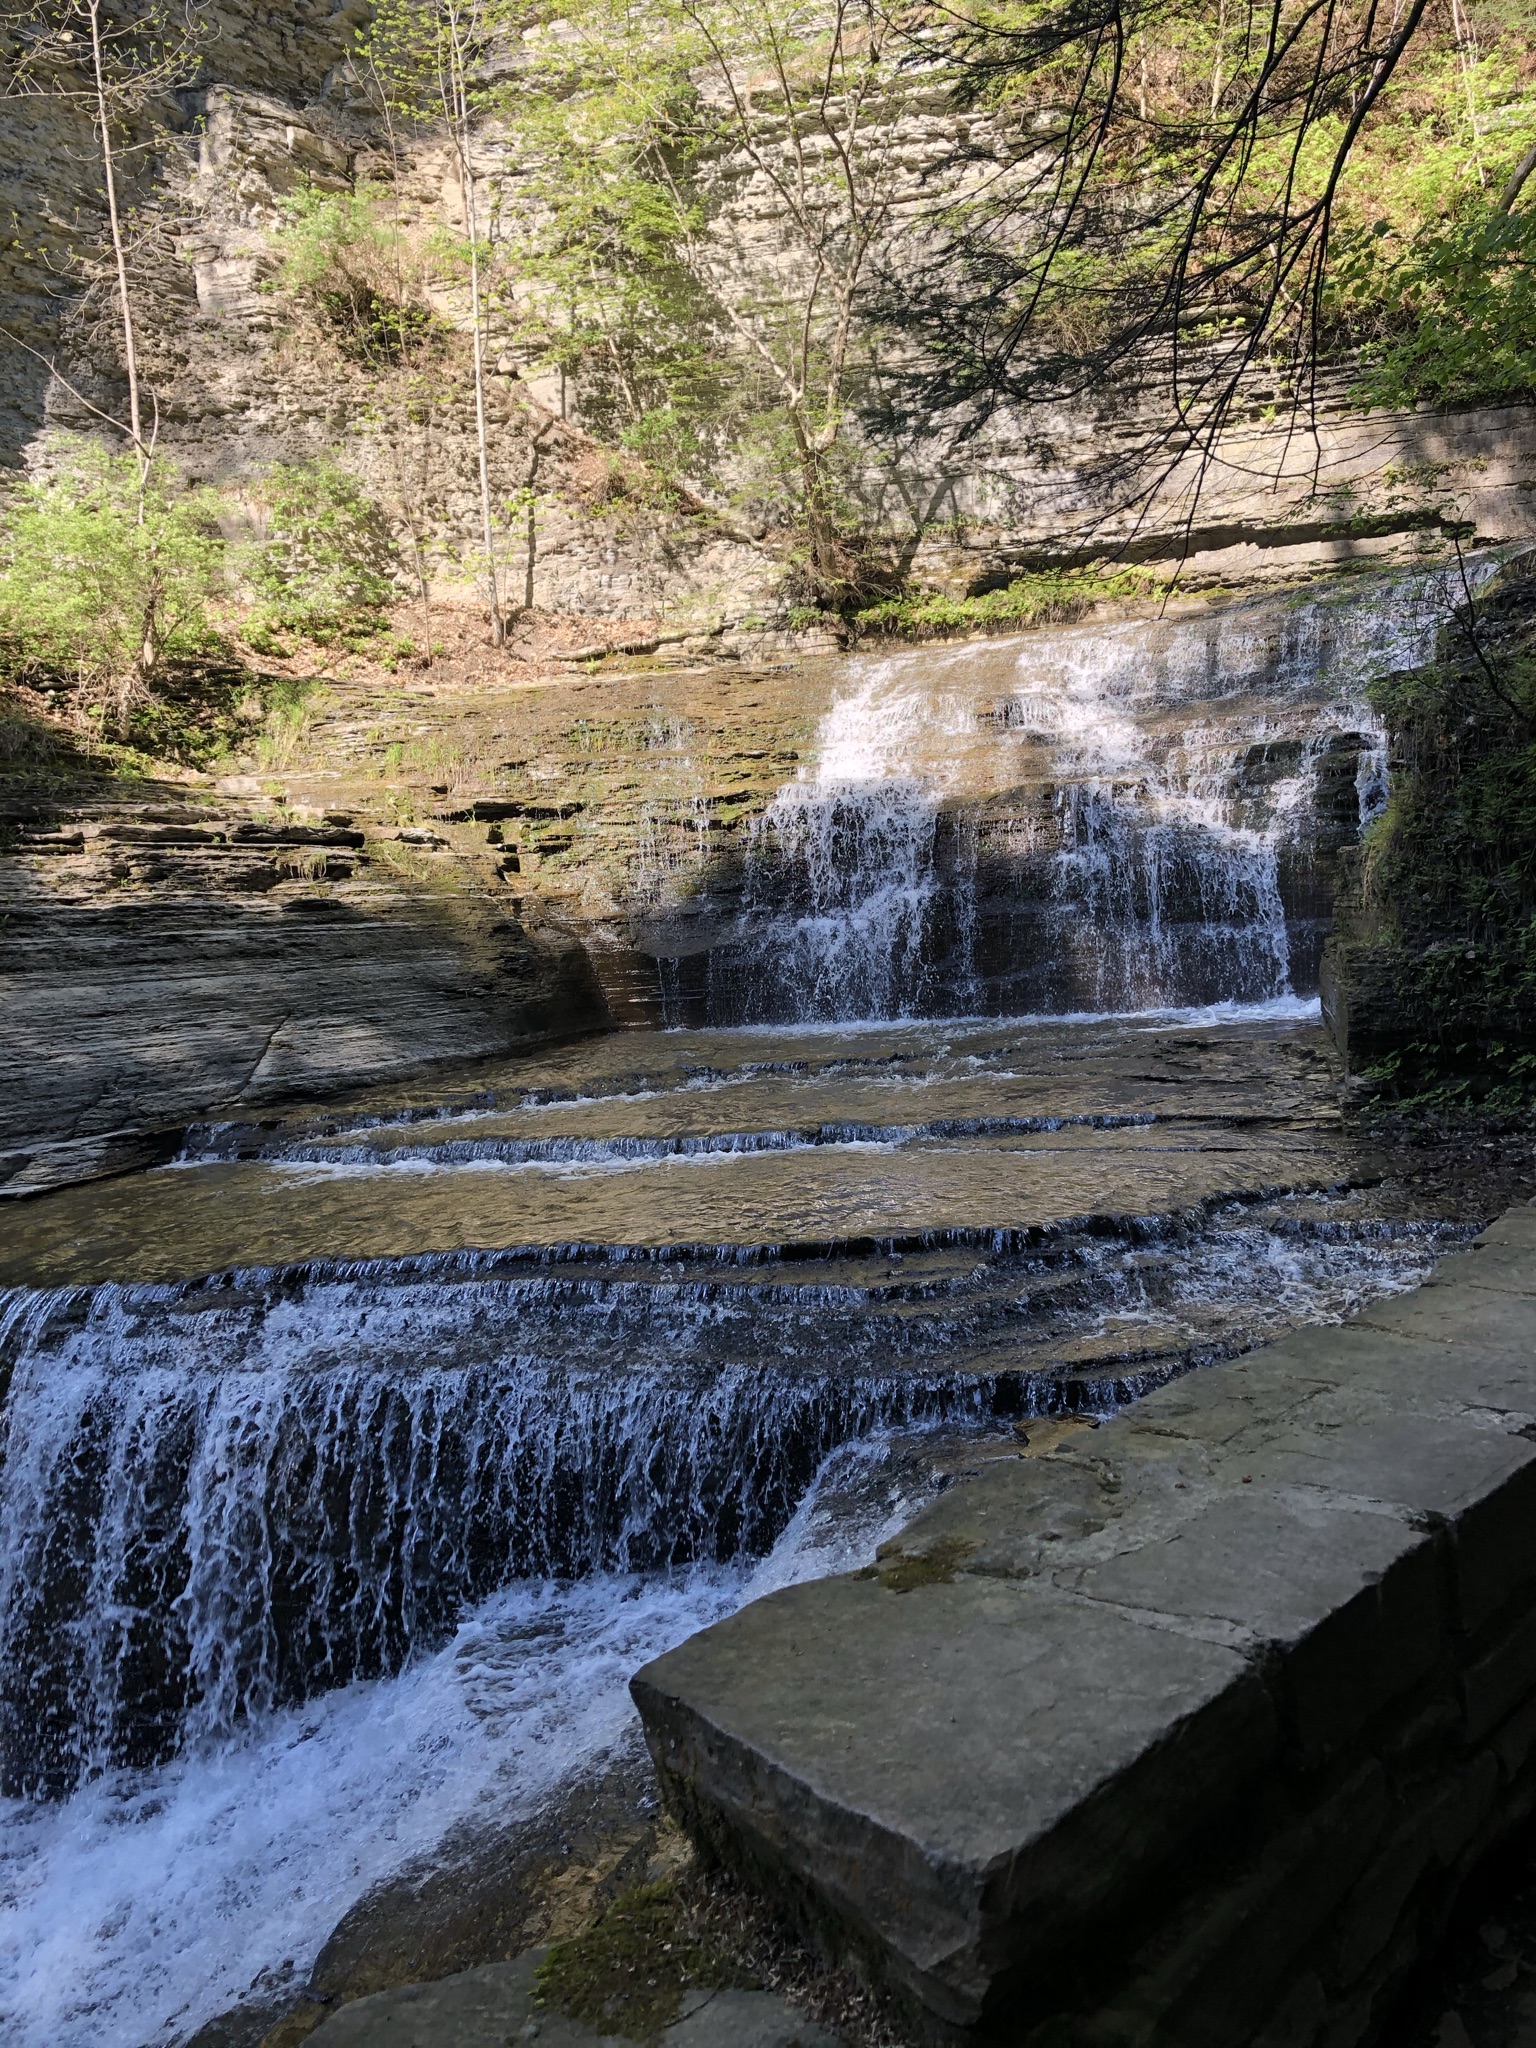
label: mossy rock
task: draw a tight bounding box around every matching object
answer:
[535,1882,752,2043]
[1326,550,1536,1100]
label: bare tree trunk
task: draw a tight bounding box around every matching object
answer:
[796,440,843,594]
[87,0,147,515]
[447,16,503,646]
[373,65,434,667]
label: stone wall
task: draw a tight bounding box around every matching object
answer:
[636,1203,1536,2046]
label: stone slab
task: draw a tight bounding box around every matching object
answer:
[1352,1277,1536,1359]
[636,1572,1274,2029]
[1061,1490,1441,1765]
[304,1952,843,2048]
[633,1203,1536,2040]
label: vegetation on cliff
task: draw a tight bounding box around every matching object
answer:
[850,565,1168,641]
[0,450,404,760]
[483,0,1535,598]
[2,0,1532,664]
[0,449,223,718]
[271,0,1535,621]
[1331,553,1536,1101]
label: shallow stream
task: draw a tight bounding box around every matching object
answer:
[0,567,1511,2048]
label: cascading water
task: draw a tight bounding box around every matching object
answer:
[0,1287,999,1799]
[680,566,1486,1025]
[0,564,1499,2048]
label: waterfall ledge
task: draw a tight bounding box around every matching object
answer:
[633,1202,1536,2046]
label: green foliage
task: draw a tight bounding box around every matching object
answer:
[1311,26,1536,410]
[269,185,438,366]
[1349,556,1536,1096]
[0,447,224,710]
[853,567,1167,641]
[109,669,324,773]
[535,1882,745,2043]
[1345,206,1536,411]
[492,0,922,586]
[241,460,400,646]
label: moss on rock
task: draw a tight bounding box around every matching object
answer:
[534,1881,751,2042]
[1323,550,1536,1102]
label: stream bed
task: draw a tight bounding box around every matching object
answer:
[0,1003,1500,2048]
[1,564,1525,2048]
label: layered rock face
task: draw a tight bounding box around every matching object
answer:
[4,16,1535,610]
[0,560,1466,1190]
[5,0,1534,1178]
[1321,551,1536,1088]
[0,784,601,1195]
[443,569,1469,1029]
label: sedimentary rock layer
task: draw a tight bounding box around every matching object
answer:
[0,786,602,1195]
[634,1202,1536,2045]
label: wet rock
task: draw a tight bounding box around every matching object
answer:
[0,789,605,1196]
[303,1951,844,2048]
[634,1204,1536,2044]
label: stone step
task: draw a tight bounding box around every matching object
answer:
[632,1204,1536,2046]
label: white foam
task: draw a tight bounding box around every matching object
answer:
[0,1439,928,2048]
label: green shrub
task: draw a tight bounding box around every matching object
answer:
[242,459,400,646]
[853,566,1166,641]
[0,447,224,720]
[1347,206,1536,412]
[270,185,437,366]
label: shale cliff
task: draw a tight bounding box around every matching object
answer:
[5,0,1536,1183]
[1322,549,1536,1095]
[5,13,1536,601]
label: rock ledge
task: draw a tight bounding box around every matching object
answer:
[634,1204,1536,2045]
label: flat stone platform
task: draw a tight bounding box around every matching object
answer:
[633,1203,1536,2046]
[304,1950,843,2047]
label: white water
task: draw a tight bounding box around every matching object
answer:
[0,1435,932,2048]
[712,567,1489,1022]
[0,564,1493,2046]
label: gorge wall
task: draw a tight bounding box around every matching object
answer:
[5,4,1536,1182]
[5,15,1536,610]
[0,561,1485,1194]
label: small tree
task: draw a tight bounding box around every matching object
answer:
[0,446,223,726]
[241,459,401,645]
[1,0,208,510]
[506,0,916,599]
[269,184,438,368]
[366,0,513,643]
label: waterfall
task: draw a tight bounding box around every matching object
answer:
[0,559,1495,2048]
[681,565,1489,1025]
[0,1183,1462,1805]
[0,1290,999,1798]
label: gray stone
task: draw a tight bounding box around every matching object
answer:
[1196,1401,1536,1638]
[1225,1319,1536,1425]
[665,1988,844,2047]
[305,1953,617,2047]
[634,1207,1536,2041]
[304,1953,844,2048]
[1061,1489,1442,1765]
[1463,1605,1536,1744]
[1080,1761,1388,2046]
[1251,1972,1327,2048]
[635,1571,1274,2032]
[1353,1277,1536,1362]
